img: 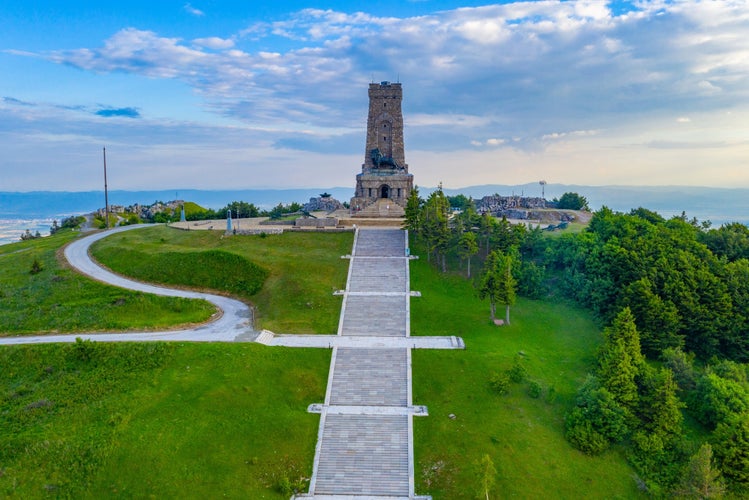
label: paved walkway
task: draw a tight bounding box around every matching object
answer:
[296,228,443,500]
[0,225,254,345]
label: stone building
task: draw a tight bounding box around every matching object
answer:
[350,82,414,217]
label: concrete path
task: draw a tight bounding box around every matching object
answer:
[0,225,254,345]
[297,228,440,500]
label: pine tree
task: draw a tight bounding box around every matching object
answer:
[404,187,423,233]
[458,231,479,278]
[677,443,726,499]
[478,250,517,324]
[422,189,450,271]
[713,412,749,489]
[638,367,684,439]
[598,308,643,412]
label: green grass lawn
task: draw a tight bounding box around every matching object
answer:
[0,230,216,335]
[90,226,353,334]
[410,254,643,499]
[0,341,329,499]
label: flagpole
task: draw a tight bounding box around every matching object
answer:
[103,147,109,229]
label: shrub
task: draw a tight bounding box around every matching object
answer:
[565,376,629,454]
[528,380,542,398]
[565,410,610,454]
[508,357,527,383]
[489,372,510,395]
[30,258,43,274]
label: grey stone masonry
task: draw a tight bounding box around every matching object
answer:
[351,83,414,214]
[303,228,423,499]
[340,295,406,337]
[354,229,408,257]
[349,258,407,293]
[313,414,409,496]
[329,348,408,407]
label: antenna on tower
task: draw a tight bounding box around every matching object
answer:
[539,180,547,199]
[397,73,400,83]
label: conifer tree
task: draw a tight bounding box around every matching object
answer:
[598,307,643,412]
[404,187,423,234]
[677,443,726,499]
[458,231,478,278]
[638,366,684,439]
[478,250,516,324]
[422,189,450,271]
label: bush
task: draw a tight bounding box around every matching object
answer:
[508,357,527,383]
[30,258,43,275]
[565,376,629,454]
[489,372,510,395]
[528,380,542,398]
[565,410,610,454]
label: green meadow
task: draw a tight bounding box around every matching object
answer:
[90,225,352,334]
[0,230,215,334]
[409,253,642,498]
[0,341,328,498]
[0,225,640,498]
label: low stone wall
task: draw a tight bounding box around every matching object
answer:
[229,228,284,235]
[294,218,338,228]
[259,219,295,226]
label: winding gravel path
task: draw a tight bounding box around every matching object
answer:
[0,224,254,345]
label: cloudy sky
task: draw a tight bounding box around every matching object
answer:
[1,0,748,192]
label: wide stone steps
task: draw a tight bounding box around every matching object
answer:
[349,259,407,293]
[353,199,406,219]
[329,349,407,406]
[355,229,405,257]
[313,414,409,497]
[340,295,406,337]
[305,228,424,499]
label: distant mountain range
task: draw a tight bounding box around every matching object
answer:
[1,184,747,225]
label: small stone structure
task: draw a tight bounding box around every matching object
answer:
[350,82,414,216]
[303,196,343,213]
[475,195,547,219]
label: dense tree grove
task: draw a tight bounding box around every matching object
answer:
[405,193,749,495]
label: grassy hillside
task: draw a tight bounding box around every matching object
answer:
[90,226,353,334]
[0,341,328,498]
[0,230,215,335]
[410,253,642,498]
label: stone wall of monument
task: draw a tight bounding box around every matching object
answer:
[363,82,407,172]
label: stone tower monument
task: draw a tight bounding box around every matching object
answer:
[351,81,413,216]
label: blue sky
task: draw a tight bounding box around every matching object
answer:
[1,1,748,192]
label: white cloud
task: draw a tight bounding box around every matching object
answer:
[184,3,204,17]
[193,37,234,50]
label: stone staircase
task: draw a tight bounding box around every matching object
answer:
[299,228,424,499]
[352,198,406,218]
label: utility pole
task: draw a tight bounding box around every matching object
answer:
[103,147,110,229]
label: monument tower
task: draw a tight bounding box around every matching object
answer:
[351,81,413,217]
